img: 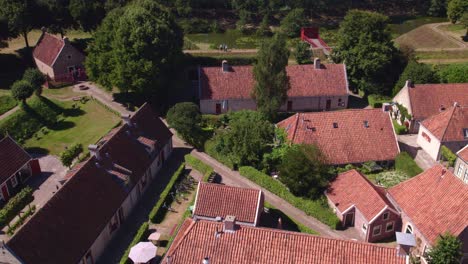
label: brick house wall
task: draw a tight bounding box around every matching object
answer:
[454,156,468,183]
[52,39,85,78]
[366,209,401,243]
[0,162,32,203]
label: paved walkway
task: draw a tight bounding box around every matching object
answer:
[0,105,19,121]
[73,82,131,115]
[398,134,437,170]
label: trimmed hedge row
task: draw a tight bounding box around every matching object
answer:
[184,154,215,182]
[395,152,423,177]
[119,222,150,264]
[6,205,36,236]
[368,94,391,108]
[238,166,340,229]
[0,187,34,228]
[440,146,457,167]
[392,119,407,135]
[148,163,185,223]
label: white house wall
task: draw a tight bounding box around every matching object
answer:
[416,125,441,161]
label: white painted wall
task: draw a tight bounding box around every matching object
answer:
[417,125,441,161]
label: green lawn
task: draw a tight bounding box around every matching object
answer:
[186,29,269,50]
[23,98,120,155]
[389,16,448,38]
[0,95,17,115]
[42,86,80,100]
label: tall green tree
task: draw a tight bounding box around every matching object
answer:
[428,0,448,16]
[0,0,35,48]
[332,10,398,95]
[252,34,290,120]
[0,16,9,48]
[166,102,202,147]
[69,0,105,31]
[280,8,307,38]
[393,60,438,95]
[22,68,46,96]
[447,0,468,23]
[426,233,462,264]
[11,80,34,103]
[294,41,312,64]
[39,0,72,37]
[437,63,468,83]
[279,144,332,199]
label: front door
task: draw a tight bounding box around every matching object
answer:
[344,212,354,227]
[215,103,221,114]
[1,184,9,201]
[326,99,331,111]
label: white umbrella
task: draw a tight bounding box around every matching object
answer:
[129,242,157,264]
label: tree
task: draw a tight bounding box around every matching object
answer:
[59,143,83,168]
[252,34,290,120]
[280,8,307,38]
[294,41,312,64]
[279,144,332,198]
[447,0,468,23]
[428,0,448,17]
[11,80,34,103]
[437,63,468,83]
[426,233,462,264]
[332,10,397,95]
[85,1,183,97]
[0,0,34,48]
[69,0,105,31]
[393,60,438,95]
[0,16,9,47]
[40,0,72,37]
[256,14,271,37]
[22,68,46,96]
[166,102,202,147]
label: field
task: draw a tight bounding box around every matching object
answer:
[23,98,120,155]
[395,24,460,49]
[389,16,448,38]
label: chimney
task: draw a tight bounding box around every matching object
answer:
[88,144,101,160]
[223,215,236,233]
[121,113,132,127]
[314,58,321,69]
[405,79,413,88]
[222,60,229,72]
[202,257,210,264]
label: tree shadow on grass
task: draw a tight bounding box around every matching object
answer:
[62,107,85,117]
[260,207,301,232]
[37,96,64,114]
[24,146,50,155]
[50,120,75,131]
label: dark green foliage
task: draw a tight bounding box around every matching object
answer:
[40,0,73,36]
[447,0,468,23]
[393,60,439,95]
[279,144,332,199]
[395,152,423,177]
[239,166,340,229]
[280,8,307,38]
[167,102,203,148]
[69,0,105,31]
[332,10,399,95]
[119,222,150,264]
[22,68,46,96]
[59,143,83,168]
[0,187,33,228]
[437,63,468,83]
[0,96,17,115]
[11,80,33,103]
[294,41,312,64]
[426,233,463,264]
[253,34,290,120]
[428,0,448,17]
[0,0,35,47]
[261,127,289,174]
[256,14,271,37]
[6,204,35,235]
[184,154,215,182]
[367,94,391,108]
[392,119,408,135]
[179,18,212,34]
[440,145,457,167]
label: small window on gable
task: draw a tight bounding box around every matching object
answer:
[373,225,381,236]
[386,222,394,232]
[405,224,413,234]
[422,132,431,143]
[11,176,18,188]
[382,212,389,220]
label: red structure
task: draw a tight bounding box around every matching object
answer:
[300,27,332,54]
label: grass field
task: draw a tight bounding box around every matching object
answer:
[389,16,448,38]
[395,24,459,49]
[0,95,17,115]
[42,86,80,100]
[23,99,120,155]
[186,29,269,50]
[417,49,468,60]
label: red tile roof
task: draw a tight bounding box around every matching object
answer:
[33,33,64,66]
[457,145,468,162]
[0,136,31,184]
[326,170,395,221]
[388,165,468,245]
[194,183,262,224]
[420,105,468,142]
[200,64,348,100]
[163,219,406,264]
[407,83,468,120]
[7,103,172,264]
[277,109,400,165]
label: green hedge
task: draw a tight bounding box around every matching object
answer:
[148,163,185,223]
[184,154,215,182]
[368,94,391,108]
[0,96,17,115]
[119,222,150,264]
[6,205,36,236]
[440,146,457,167]
[392,119,407,135]
[395,152,423,177]
[238,166,340,229]
[0,187,34,228]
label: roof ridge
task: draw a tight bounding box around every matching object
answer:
[291,113,300,143]
[200,182,260,192]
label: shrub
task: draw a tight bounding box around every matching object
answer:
[148,163,185,223]
[440,146,457,167]
[437,63,468,83]
[204,138,235,169]
[11,80,34,103]
[392,119,407,135]
[6,205,36,236]
[395,152,423,177]
[60,143,84,168]
[368,94,391,108]
[119,222,150,264]
[184,154,215,182]
[294,41,312,65]
[280,8,307,38]
[0,187,34,228]
[393,60,438,96]
[239,166,340,229]
[0,96,17,115]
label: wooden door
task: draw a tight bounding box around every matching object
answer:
[1,185,9,201]
[344,212,354,227]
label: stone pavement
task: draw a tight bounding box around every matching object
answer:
[397,134,437,170]
[73,82,131,115]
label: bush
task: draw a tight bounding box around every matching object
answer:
[204,138,235,169]
[395,152,423,177]
[280,8,307,38]
[437,63,468,83]
[294,41,312,65]
[0,187,34,228]
[239,166,340,229]
[179,18,211,33]
[148,163,185,223]
[0,96,17,115]
[440,146,457,167]
[6,205,36,236]
[368,94,391,108]
[184,154,215,182]
[392,119,408,135]
[119,222,150,264]
[60,143,83,168]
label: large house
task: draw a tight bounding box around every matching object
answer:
[326,170,400,242]
[387,165,468,263]
[455,145,468,183]
[4,104,173,264]
[416,105,468,161]
[0,136,40,203]
[277,109,400,165]
[392,81,468,133]
[193,182,264,226]
[33,28,86,83]
[162,218,408,264]
[198,59,349,114]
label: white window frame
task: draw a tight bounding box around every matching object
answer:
[10,175,18,188]
[457,164,464,177]
[382,211,389,220]
[373,225,381,236]
[464,168,468,184]
[405,224,413,234]
[385,221,394,232]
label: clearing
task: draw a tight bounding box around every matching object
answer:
[395,24,460,49]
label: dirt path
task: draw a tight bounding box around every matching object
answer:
[0,105,19,121]
[73,82,131,115]
[430,22,467,49]
[419,58,468,63]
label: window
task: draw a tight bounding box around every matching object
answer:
[422,132,431,143]
[405,224,413,234]
[108,213,119,234]
[362,224,367,232]
[382,212,389,220]
[464,128,468,139]
[464,169,468,184]
[386,222,394,232]
[457,164,465,177]
[333,122,338,128]
[373,225,381,236]
[10,176,18,188]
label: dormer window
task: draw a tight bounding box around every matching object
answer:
[463,128,468,139]
[333,122,338,128]
[363,121,369,128]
